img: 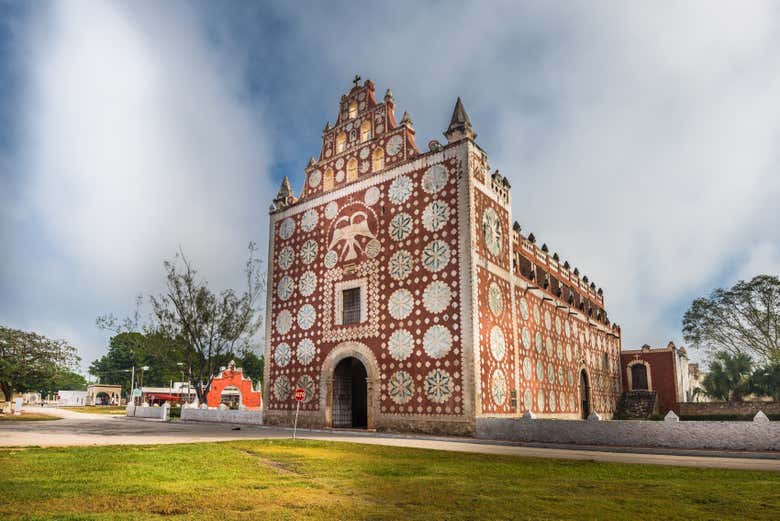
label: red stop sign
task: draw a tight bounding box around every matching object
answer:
[294,388,305,402]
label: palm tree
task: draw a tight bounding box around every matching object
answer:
[702,351,753,401]
[749,361,780,401]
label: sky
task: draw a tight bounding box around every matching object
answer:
[1,1,779,373]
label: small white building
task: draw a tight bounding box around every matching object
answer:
[57,390,87,406]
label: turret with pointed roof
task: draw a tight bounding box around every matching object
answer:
[273,176,296,210]
[444,97,477,143]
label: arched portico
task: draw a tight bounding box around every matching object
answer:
[320,341,379,429]
[206,362,261,409]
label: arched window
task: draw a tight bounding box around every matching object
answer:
[323,168,334,191]
[579,370,590,419]
[360,120,371,142]
[372,148,384,172]
[348,101,358,119]
[346,158,358,183]
[630,363,649,390]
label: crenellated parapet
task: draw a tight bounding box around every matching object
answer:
[510,222,619,333]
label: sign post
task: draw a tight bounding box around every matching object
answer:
[293,387,305,440]
[131,388,142,417]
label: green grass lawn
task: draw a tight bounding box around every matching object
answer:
[0,440,777,520]
[64,406,126,415]
[0,412,60,421]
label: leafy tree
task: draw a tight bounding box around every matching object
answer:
[89,332,187,397]
[236,351,264,387]
[38,369,87,397]
[749,361,780,401]
[149,243,265,402]
[701,351,753,401]
[682,275,780,362]
[0,326,80,403]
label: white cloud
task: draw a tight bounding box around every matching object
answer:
[5,1,780,369]
[5,1,274,366]
[274,1,780,355]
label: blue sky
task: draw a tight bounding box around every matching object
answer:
[1,1,779,372]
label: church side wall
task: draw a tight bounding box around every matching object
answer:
[509,278,622,418]
[467,143,622,420]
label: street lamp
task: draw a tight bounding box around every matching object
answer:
[122,367,136,405]
[139,366,149,403]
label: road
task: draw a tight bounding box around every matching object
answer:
[2,407,778,472]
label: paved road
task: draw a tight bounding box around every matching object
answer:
[2,407,778,472]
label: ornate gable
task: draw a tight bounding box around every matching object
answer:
[300,76,419,199]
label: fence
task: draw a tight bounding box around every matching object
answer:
[678,401,780,418]
[476,416,778,451]
[125,403,169,421]
[180,407,263,425]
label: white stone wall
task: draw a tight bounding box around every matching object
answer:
[476,417,779,451]
[125,404,169,421]
[181,408,264,425]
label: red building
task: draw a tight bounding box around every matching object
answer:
[263,78,622,435]
[620,342,690,415]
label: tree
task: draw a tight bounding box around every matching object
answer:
[682,275,780,362]
[150,243,264,402]
[89,332,186,397]
[749,361,780,401]
[701,351,753,401]
[236,351,264,387]
[38,369,88,397]
[0,326,80,403]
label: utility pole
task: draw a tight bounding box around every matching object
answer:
[130,366,135,405]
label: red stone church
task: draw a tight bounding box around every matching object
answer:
[263,78,622,435]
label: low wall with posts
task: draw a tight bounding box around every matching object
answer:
[476,417,779,451]
[181,407,263,425]
[679,401,780,417]
[125,404,169,421]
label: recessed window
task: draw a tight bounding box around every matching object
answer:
[631,363,649,390]
[336,133,347,154]
[347,158,358,182]
[360,120,372,142]
[372,148,384,172]
[342,288,361,325]
[348,101,358,119]
[323,168,334,191]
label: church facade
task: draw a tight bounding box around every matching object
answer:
[263,78,622,435]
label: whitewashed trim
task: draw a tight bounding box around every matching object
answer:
[453,142,475,424]
[270,146,460,223]
[626,359,653,391]
[465,143,484,418]
[262,209,276,405]
[333,278,368,326]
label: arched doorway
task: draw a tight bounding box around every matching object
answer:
[220,385,241,409]
[96,392,110,406]
[333,357,367,429]
[631,364,649,390]
[579,370,590,419]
